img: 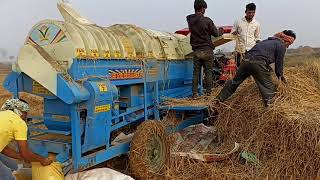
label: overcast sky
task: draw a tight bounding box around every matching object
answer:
[0,0,319,58]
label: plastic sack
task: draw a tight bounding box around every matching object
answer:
[31,162,64,180]
[13,168,32,180]
[65,168,134,180]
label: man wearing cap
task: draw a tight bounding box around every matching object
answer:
[187,0,223,97]
[232,3,261,67]
[0,99,52,180]
[215,30,296,107]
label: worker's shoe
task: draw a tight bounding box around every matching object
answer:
[263,98,273,108]
[205,90,213,96]
[192,93,199,99]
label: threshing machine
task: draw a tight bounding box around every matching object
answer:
[3,2,234,175]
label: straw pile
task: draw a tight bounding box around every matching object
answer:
[163,62,320,179]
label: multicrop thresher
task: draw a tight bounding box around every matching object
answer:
[3,2,234,175]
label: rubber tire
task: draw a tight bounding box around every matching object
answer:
[129,120,169,179]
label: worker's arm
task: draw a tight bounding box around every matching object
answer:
[275,44,287,82]
[11,119,52,166]
[17,140,52,166]
[254,23,261,43]
[231,20,239,35]
[208,18,220,37]
[1,146,23,161]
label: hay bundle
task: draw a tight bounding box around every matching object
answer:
[129,120,169,179]
[165,63,320,179]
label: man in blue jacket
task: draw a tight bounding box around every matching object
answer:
[215,30,296,107]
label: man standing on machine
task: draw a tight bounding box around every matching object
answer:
[187,0,223,97]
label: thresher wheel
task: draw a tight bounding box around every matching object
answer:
[129,120,169,179]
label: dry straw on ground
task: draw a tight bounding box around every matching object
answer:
[163,62,320,180]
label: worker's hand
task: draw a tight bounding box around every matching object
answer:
[280,76,288,84]
[232,31,238,35]
[218,27,224,36]
[40,158,53,166]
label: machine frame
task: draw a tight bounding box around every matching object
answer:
[4,58,207,172]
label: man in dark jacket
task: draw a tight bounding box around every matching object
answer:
[216,30,296,107]
[187,0,222,97]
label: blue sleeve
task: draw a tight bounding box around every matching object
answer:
[275,44,286,78]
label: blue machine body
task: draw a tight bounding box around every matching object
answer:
[3,58,206,171]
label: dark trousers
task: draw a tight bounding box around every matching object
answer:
[216,58,275,106]
[192,50,214,96]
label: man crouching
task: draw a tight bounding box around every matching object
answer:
[0,99,52,180]
[215,30,296,107]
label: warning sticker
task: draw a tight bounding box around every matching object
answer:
[113,51,121,58]
[95,104,111,113]
[90,49,99,59]
[97,83,108,92]
[103,50,111,58]
[76,48,86,58]
[147,67,158,77]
